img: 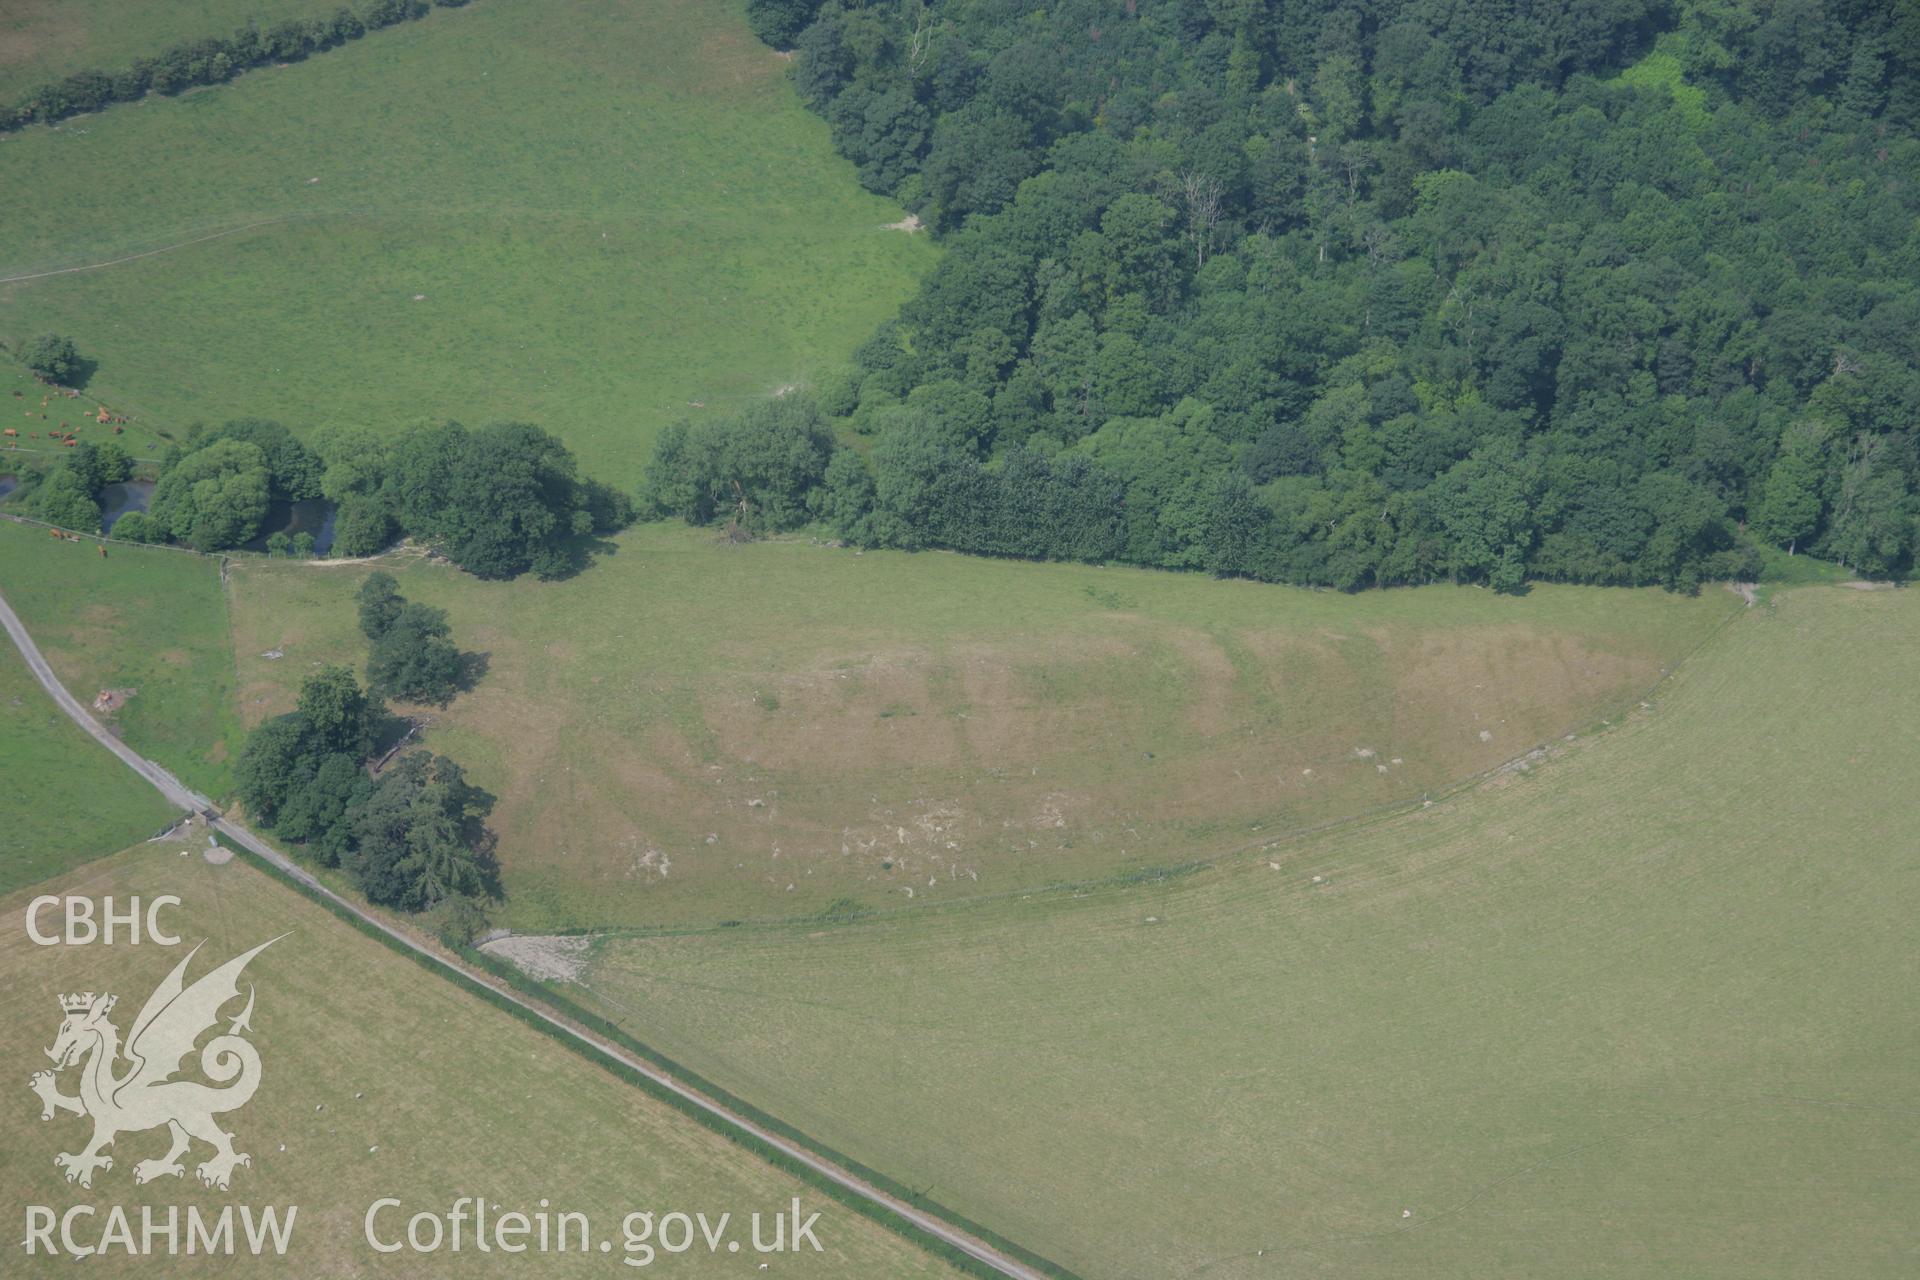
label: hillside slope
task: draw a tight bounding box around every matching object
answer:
[225,526,1737,929]
[569,584,1920,1277]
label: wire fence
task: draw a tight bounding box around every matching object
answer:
[0,509,233,559]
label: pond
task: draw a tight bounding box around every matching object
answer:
[0,474,17,501]
[242,497,336,556]
[97,484,336,554]
[99,479,155,531]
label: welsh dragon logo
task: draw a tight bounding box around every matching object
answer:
[29,937,281,1191]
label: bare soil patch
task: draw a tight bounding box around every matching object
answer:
[480,933,592,983]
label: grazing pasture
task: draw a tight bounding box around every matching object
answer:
[0,839,966,1276]
[225,524,1737,930]
[0,0,932,484]
[0,518,241,799]
[562,584,1920,1278]
[0,641,174,893]
[0,0,342,103]
[0,359,174,460]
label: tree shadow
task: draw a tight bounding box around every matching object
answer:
[455,650,490,694]
[459,783,505,903]
[368,708,415,758]
[535,530,620,582]
[472,826,505,903]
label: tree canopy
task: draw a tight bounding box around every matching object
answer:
[133,416,631,573]
[148,438,272,551]
[193,418,324,500]
[233,656,493,912]
[357,571,465,705]
[680,0,1920,588]
[381,420,632,578]
[15,439,135,534]
[19,333,83,384]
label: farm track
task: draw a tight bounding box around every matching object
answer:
[0,216,314,285]
[0,581,1053,1280]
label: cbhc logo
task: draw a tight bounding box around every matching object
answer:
[26,897,182,946]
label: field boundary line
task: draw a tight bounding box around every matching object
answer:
[1,446,165,462]
[0,510,233,559]
[0,581,1071,1280]
[0,0,474,137]
[0,216,312,285]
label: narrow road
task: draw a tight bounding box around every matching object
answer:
[0,587,212,812]
[0,584,1052,1280]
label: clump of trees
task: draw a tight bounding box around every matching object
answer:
[684,0,1920,588]
[344,750,494,911]
[357,571,465,704]
[330,496,397,560]
[642,396,836,532]
[19,333,84,384]
[235,566,496,915]
[190,417,326,500]
[1,0,473,132]
[265,530,318,558]
[16,439,133,533]
[234,663,495,914]
[133,416,631,573]
[744,0,823,49]
[372,421,632,578]
[135,418,329,550]
[312,419,633,575]
[150,438,273,550]
[109,511,167,543]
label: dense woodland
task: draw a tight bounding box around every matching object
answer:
[660,0,1920,588]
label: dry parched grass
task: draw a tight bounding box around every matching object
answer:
[575,584,1920,1279]
[225,525,1738,930]
[0,842,964,1277]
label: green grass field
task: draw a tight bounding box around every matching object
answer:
[225,525,1738,930]
[0,839,965,1276]
[0,0,933,485]
[553,584,1920,1278]
[1,356,177,461]
[12,4,1907,1278]
[0,640,175,892]
[0,0,344,103]
[0,518,241,799]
